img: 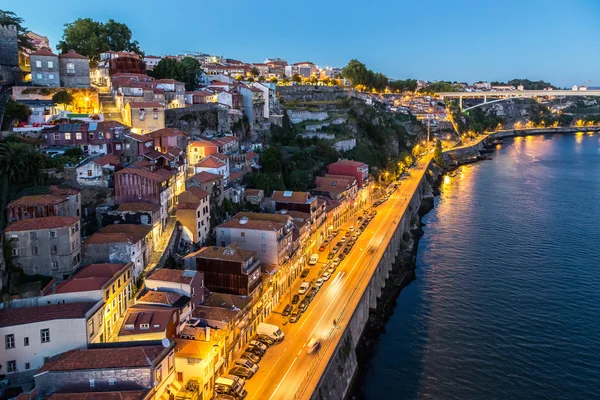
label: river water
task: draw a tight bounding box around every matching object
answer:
[361,133,600,399]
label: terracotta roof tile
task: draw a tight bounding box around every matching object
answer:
[271,190,313,204]
[8,194,66,207]
[186,245,255,263]
[53,263,128,294]
[92,154,120,167]
[119,305,177,336]
[31,48,57,57]
[118,202,160,212]
[116,167,174,183]
[0,302,97,328]
[147,128,187,138]
[5,216,79,232]
[127,102,164,109]
[84,224,152,245]
[195,157,225,168]
[188,171,223,183]
[59,50,88,60]
[146,268,197,284]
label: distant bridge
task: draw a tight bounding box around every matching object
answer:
[438,90,600,111]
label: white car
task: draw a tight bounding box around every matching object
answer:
[315,278,324,287]
[322,272,331,281]
[349,226,355,232]
[308,254,319,265]
[340,237,347,243]
[307,338,320,354]
[298,282,310,295]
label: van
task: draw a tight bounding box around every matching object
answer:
[235,358,259,373]
[308,254,319,265]
[257,322,285,341]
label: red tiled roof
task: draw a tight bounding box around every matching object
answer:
[210,153,229,162]
[187,246,254,263]
[53,263,128,294]
[229,170,245,182]
[128,102,163,109]
[219,213,289,232]
[36,345,167,373]
[84,224,152,245]
[244,189,262,197]
[245,151,258,161]
[96,120,129,131]
[118,202,160,212]
[5,216,79,232]
[119,305,176,336]
[177,202,200,210]
[0,302,97,328]
[92,154,120,167]
[329,159,367,168]
[50,185,80,196]
[155,78,182,84]
[59,50,87,60]
[189,139,217,148]
[137,290,186,306]
[8,194,66,207]
[146,268,195,284]
[188,171,223,183]
[272,190,312,204]
[31,48,57,57]
[195,157,225,168]
[126,133,153,142]
[187,187,210,200]
[47,391,148,400]
[147,128,187,138]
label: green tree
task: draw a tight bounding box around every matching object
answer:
[4,98,31,124]
[291,74,302,83]
[281,77,289,85]
[269,77,278,84]
[247,77,255,83]
[52,90,74,110]
[0,10,34,51]
[57,18,142,64]
[262,146,283,173]
[235,74,244,81]
[310,76,318,85]
[258,76,266,82]
[0,142,45,228]
[148,57,200,91]
[433,140,444,165]
[342,59,371,87]
[250,67,260,77]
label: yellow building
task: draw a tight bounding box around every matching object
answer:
[125,101,165,134]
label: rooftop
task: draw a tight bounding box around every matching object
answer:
[116,166,174,183]
[272,190,314,204]
[0,302,97,328]
[54,263,129,294]
[84,224,152,245]
[186,245,255,263]
[118,201,160,212]
[8,194,67,207]
[128,102,164,109]
[5,216,79,232]
[146,268,197,284]
[329,159,368,168]
[137,290,190,308]
[218,212,291,232]
[119,305,177,336]
[188,171,223,183]
[59,50,88,60]
[195,157,226,169]
[31,47,57,57]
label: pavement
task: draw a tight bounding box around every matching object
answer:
[243,156,433,400]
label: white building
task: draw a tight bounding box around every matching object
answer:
[75,154,119,187]
[0,302,102,382]
[194,155,230,186]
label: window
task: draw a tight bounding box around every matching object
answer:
[41,329,50,343]
[35,60,41,68]
[98,132,104,139]
[53,133,60,141]
[261,244,267,253]
[48,74,54,80]
[11,249,19,257]
[51,261,59,270]
[89,379,95,388]
[168,353,174,371]
[64,132,71,140]
[31,247,38,256]
[5,334,15,349]
[36,73,42,79]
[140,215,149,224]
[7,360,16,373]
[67,62,75,74]
[115,144,121,150]
[87,169,93,177]
[71,226,76,234]
[240,232,245,238]
[25,362,30,370]
[106,132,112,139]
[155,365,162,382]
[126,143,131,150]
[49,231,57,238]
[89,132,94,140]
[72,256,78,266]
[262,233,266,240]
[76,132,82,140]
[24,337,29,346]
[51,245,58,254]
[108,378,116,386]
[30,231,37,240]
[47,61,53,68]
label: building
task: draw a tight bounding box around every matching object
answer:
[47,263,134,342]
[7,186,80,224]
[0,302,102,382]
[184,245,262,297]
[124,102,165,134]
[33,342,177,399]
[244,188,264,206]
[177,188,211,245]
[194,156,229,185]
[5,216,81,278]
[174,337,226,400]
[144,55,162,70]
[328,159,369,188]
[155,79,185,108]
[271,190,318,218]
[145,268,205,306]
[188,139,218,165]
[58,50,91,88]
[215,212,294,267]
[186,171,224,207]
[118,304,179,342]
[313,174,358,201]
[211,136,239,154]
[82,224,153,281]
[102,202,163,248]
[75,154,119,187]
[30,48,59,87]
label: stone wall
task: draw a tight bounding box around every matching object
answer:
[333,138,356,152]
[287,110,329,124]
[0,24,20,84]
[277,85,349,102]
[166,103,230,136]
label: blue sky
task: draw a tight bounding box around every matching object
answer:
[8,0,600,87]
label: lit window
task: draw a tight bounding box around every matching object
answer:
[67,62,75,74]
[115,144,121,150]
[36,73,42,79]
[47,61,53,68]
[76,132,82,140]
[64,132,71,140]
[48,74,54,80]
[87,170,93,177]
[53,133,59,141]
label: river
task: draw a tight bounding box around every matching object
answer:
[361,133,600,399]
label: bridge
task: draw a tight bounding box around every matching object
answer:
[438,89,600,111]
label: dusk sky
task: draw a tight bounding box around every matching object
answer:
[8,0,600,87]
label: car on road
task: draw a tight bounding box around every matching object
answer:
[300,268,310,278]
[298,299,309,311]
[327,266,336,274]
[315,278,324,287]
[248,340,268,352]
[332,245,341,253]
[256,334,276,347]
[319,244,327,252]
[340,237,347,243]
[371,210,377,217]
[298,282,310,295]
[322,271,331,281]
[339,253,345,261]
[327,252,335,259]
[289,309,301,323]
[229,366,254,380]
[282,304,293,316]
[307,338,320,354]
[241,352,261,364]
[349,226,355,232]
[234,359,259,373]
[357,216,363,223]
[292,294,300,304]
[308,254,319,265]
[353,233,359,240]
[344,231,351,237]
[245,345,266,357]
[214,394,237,400]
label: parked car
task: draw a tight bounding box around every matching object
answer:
[229,366,254,380]
[234,359,259,373]
[340,237,347,243]
[292,294,300,304]
[309,286,318,297]
[256,334,276,347]
[339,253,345,261]
[214,394,237,400]
[327,252,335,260]
[307,338,320,354]
[349,226,355,232]
[241,352,261,364]
[245,345,266,357]
[315,278,324,287]
[298,299,309,311]
[322,271,331,281]
[248,340,268,352]
[308,254,319,265]
[298,282,310,295]
[343,247,351,255]
[333,230,339,236]
[327,266,336,274]
[289,309,301,323]
[319,244,327,252]
[282,304,293,316]
[300,268,310,278]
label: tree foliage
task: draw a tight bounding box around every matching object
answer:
[0,9,34,51]
[419,81,458,94]
[433,140,444,166]
[4,99,31,124]
[57,18,142,64]
[148,57,201,91]
[52,90,74,109]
